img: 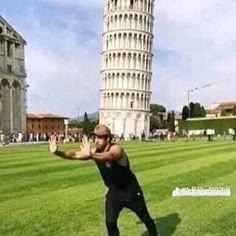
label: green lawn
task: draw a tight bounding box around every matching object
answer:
[0,140,236,236]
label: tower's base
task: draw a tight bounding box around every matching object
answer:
[99,109,150,140]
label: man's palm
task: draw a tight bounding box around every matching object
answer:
[49,136,58,153]
[80,136,91,157]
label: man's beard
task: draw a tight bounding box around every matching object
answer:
[95,144,106,152]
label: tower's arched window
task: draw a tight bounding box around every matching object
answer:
[130,0,134,9]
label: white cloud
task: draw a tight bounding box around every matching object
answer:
[26,39,101,117]
[21,4,103,117]
[4,0,236,116]
[151,0,236,111]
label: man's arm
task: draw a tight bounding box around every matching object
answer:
[53,149,91,161]
[91,144,123,162]
[49,135,93,161]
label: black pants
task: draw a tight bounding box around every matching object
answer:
[105,187,158,236]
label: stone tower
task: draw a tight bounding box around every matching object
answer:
[0,16,27,137]
[99,0,155,139]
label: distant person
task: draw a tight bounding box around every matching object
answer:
[206,129,214,141]
[233,128,236,141]
[17,132,23,143]
[223,131,226,141]
[0,131,4,145]
[11,133,17,143]
[141,131,145,141]
[29,133,33,142]
[160,132,164,141]
[167,131,172,141]
[49,124,159,236]
[36,133,39,142]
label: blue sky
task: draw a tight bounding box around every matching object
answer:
[1,0,236,117]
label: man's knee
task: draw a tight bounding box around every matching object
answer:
[141,213,154,224]
[136,209,155,225]
[140,214,158,236]
[106,219,119,236]
[106,219,118,230]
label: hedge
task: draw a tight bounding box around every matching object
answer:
[179,117,236,135]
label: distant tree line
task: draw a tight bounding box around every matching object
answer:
[69,112,99,135]
[70,102,207,135]
[149,104,175,132]
[182,102,206,120]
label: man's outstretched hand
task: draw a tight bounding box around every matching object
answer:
[49,135,58,153]
[80,136,95,157]
[49,135,95,159]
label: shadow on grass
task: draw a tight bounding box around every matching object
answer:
[139,213,181,236]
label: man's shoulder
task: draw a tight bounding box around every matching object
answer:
[110,143,123,152]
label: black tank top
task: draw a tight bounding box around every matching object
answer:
[95,144,140,190]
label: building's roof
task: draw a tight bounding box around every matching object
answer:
[27,113,69,119]
[187,116,236,121]
[0,15,26,44]
[218,101,236,106]
[214,101,236,110]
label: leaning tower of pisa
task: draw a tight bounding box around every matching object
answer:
[99,0,155,139]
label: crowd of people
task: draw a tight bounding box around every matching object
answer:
[0,130,180,146]
[25,132,84,143]
[0,131,84,145]
[1,128,236,146]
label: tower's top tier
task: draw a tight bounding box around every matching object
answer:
[104,0,155,16]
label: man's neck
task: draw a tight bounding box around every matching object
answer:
[104,143,112,152]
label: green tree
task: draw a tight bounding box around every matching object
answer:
[201,106,206,117]
[91,119,99,132]
[68,119,82,129]
[150,116,159,131]
[149,103,167,131]
[167,112,171,124]
[167,111,175,132]
[187,102,206,118]
[192,103,202,117]
[182,106,189,120]
[189,102,194,118]
[150,104,166,116]
[82,112,91,135]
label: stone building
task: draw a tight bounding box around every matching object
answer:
[27,113,68,138]
[0,15,27,137]
[99,0,155,139]
[206,101,236,117]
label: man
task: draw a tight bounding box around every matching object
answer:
[49,124,159,236]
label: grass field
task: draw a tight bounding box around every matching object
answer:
[0,140,236,236]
